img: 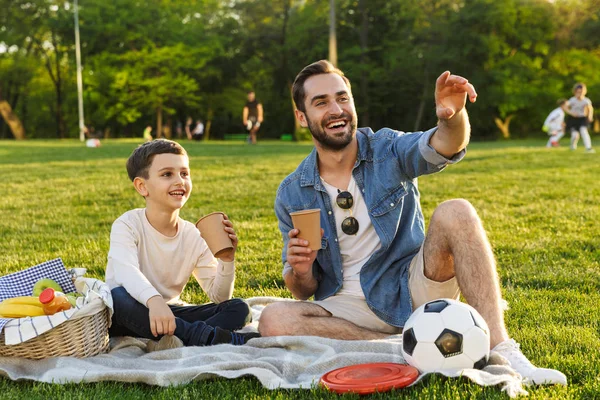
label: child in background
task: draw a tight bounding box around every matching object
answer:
[543,99,567,148]
[143,125,153,142]
[106,139,258,352]
[565,83,595,153]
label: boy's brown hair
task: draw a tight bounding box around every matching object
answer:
[291,60,351,113]
[126,139,187,181]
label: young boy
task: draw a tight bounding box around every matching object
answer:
[565,83,595,153]
[106,139,258,351]
[543,99,567,148]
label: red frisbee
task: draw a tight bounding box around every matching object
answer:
[320,362,419,395]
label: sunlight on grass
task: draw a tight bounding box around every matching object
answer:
[0,138,598,399]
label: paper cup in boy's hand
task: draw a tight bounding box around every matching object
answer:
[196,212,234,258]
[290,209,322,251]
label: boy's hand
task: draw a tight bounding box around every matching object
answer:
[286,228,323,277]
[435,71,477,121]
[147,296,176,337]
[218,214,237,262]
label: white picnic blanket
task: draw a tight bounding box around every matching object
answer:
[0,297,527,396]
[1,277,113,345]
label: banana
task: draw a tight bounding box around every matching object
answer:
[0,303,45,318]
[1,296,42,307]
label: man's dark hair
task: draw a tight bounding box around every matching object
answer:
[292,60,351,113]
[126,139,187,181]
[557,98,567,106]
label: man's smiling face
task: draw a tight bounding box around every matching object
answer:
[296,73,358,151]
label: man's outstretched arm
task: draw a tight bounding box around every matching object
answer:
[429,71,477,158]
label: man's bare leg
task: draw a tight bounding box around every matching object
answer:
[422,198,508,347]
[422,199,566,385]
[258,301,389,340]
[250,127,258,144]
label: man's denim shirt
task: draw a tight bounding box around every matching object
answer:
[274,127,465,327]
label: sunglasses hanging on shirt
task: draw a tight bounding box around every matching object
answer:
[336,190,359,235]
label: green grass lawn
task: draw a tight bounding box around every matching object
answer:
[0,137,599,399]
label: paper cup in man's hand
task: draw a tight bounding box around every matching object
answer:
[196,212,234,258]
[290,209,322,251]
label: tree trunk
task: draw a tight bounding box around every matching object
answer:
[414,64,429,132]
[277,0,292,140]
[55,90,65,138]
[36,32,65,138]
[594,118,599,133]
[164,117,172,139]
[0,100,26,140]
[494,115,514,139]
[329,0,337,67]
[291,83,301,140]
[205,107,213,140]
[359,0,370,127]
[0,83,25,139]
[156,103,163,138]
[52,31,66,138]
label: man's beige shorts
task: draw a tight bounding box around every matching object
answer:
[312,244,460,334]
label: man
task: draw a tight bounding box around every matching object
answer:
[242,91,263,144]
[258,60,566,386]
[192,119,204,141]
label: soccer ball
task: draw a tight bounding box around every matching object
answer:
[401,298,490,373]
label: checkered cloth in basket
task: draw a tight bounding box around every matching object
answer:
[0,258,113,346]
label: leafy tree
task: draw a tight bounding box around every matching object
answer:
[0,52,34,139]
[1,0,599,140]
[86,44,206,138]
[2,0,78,138]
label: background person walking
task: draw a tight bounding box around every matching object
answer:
[242,91,263,144]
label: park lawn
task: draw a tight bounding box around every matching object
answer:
[0,137,599,399]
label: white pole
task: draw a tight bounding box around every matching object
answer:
[74,0,85,141]
[329,0,337,67]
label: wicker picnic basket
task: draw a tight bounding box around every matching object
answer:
[0,307,110,360]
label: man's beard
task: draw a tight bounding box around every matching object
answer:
[307,112,357,151]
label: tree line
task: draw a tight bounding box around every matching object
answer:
[1,0,599,141]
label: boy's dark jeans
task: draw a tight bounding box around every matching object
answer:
[109,287,251,346]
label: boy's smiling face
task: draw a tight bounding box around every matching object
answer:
[134,153,192,211]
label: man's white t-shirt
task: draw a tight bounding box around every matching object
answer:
[322,176,381,298]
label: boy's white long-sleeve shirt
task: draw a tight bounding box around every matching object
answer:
[105,208,235,306]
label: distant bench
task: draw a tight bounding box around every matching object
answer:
[222,133,295,141]
[223,133,248,141]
